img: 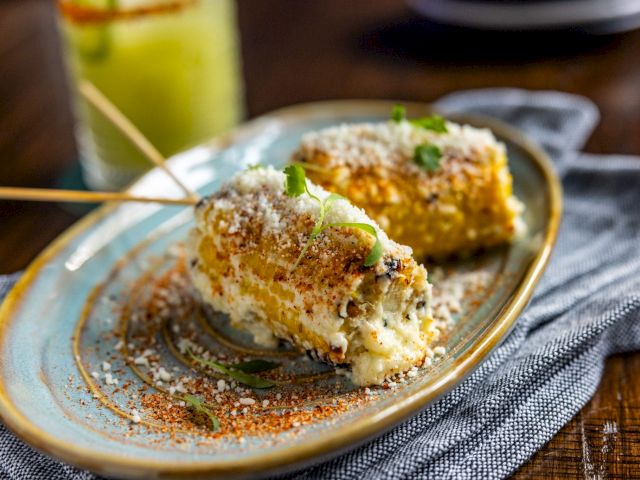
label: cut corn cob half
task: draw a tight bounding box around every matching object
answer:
[292,120,524,260]
[188,166,438,386]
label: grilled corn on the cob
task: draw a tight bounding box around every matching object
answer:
[292,120,524,260]
[188,166,439,386]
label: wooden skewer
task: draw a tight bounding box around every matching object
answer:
[0,187,198,206]
[78,80,198,200]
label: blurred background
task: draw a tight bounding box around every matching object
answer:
[1,0,640,476]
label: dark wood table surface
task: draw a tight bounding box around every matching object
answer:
[1,0,639,477]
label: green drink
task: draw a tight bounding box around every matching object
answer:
[58,0,244,190]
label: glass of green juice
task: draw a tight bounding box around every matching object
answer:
[57,0,244,191]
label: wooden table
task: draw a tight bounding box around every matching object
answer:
[1,0,639,477]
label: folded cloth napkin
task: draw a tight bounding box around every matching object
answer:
[1,89,639,480]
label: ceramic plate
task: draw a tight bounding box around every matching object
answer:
[0,101,561,479]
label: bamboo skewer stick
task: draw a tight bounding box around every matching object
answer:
[78,80,198,200]
[0,187,197,206]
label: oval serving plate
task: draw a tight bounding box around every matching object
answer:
[0,101,561,479]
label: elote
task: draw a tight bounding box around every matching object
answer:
[292,114,524,260]
[188,166,439,386]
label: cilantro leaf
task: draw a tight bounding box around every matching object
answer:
[188,350,275,388]
[414,144,442,172]
[391,105,447,133]
[364,233,384,266]
[391,104,406,123]
[230,359,280,373]
[323,222,383,267]
[284,164,306,197]
[183,395,220,431]
[410,115,448,133]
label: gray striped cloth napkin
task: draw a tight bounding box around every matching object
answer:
[1,89,639,480]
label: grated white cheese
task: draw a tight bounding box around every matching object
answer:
[157,367,172,382]
[299,120,502,172]
[133,356,149,368]
[104,373,118,386]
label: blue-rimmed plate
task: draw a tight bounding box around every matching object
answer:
[0,101,561,479]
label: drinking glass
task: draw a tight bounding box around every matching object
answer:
[57,0,244,190]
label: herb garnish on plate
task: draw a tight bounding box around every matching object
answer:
[188,350,279,389]
[391,104,448,133]
[183,395,220,432]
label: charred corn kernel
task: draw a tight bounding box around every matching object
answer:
[188,166,438,386]
[292,120,524,260]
